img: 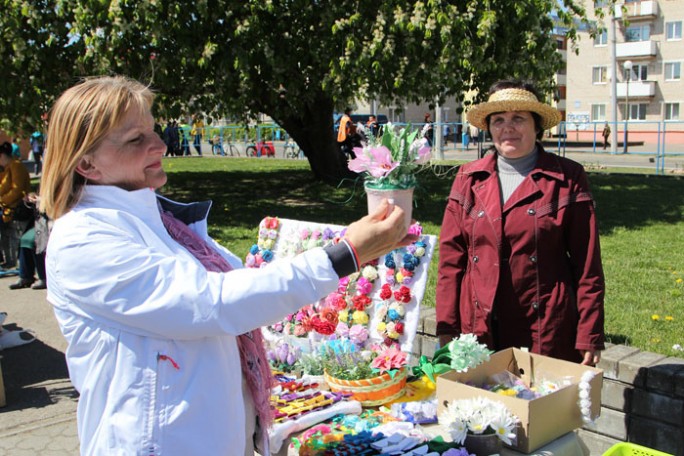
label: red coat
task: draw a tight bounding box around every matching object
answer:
[436,148,605,362]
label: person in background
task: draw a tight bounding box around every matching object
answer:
[461,123,470,150]
[163,120,180,157]
[30,131,45,175]
[337,107,357,159]
[11,138,21,159]
[9,192,49,290]
[366,115,380,138]
[40,76,416,456]
[190,114,204,156]
[0,142,32,270]
[602,122,611,151]
[436,79,605,366]
[443,123,450,146]
[421,113,434,148]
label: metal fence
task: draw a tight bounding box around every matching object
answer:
[179,121,684,174]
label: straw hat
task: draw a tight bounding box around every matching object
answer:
[466,88,562,131]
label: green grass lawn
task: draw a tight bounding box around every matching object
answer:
[161,156,684,357]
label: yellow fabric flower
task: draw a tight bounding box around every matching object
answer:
[338,310,349,323]
[352,310,369,325]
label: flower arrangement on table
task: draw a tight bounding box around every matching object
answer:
[318,339,409,406]
[376,229,427,346]
[349,122,432,190]
[412,333,494,384]
[245,216,280,268]
[439,396,519,446]
[266,342,301,374]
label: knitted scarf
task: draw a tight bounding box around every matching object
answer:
[159,210,273,441]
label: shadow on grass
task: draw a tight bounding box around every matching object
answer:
[590,174,684,235]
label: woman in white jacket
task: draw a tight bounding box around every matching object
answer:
[39,76,415,456]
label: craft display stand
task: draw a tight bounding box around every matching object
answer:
[257,218,436,356]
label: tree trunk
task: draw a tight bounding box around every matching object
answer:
[269,93,356,185]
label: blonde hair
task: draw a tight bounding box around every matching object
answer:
[40,76,154,219]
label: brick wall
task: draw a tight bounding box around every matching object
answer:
[417,308,684,456]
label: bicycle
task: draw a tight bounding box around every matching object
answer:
[283,139,302,159]
[246,141,276,158]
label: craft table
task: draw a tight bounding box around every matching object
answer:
[270,425,587,456]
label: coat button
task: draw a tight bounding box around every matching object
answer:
[478,210,485,218]
[527,208,536,215]
[532,301,539,310]
[472,255,479,263]
[530,255,537,263]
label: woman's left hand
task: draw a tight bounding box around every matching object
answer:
[580,349,601,366]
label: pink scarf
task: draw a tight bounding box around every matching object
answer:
[159,210,273,436]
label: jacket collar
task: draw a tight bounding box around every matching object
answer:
[461,145,566,182]
[77,185,212,233]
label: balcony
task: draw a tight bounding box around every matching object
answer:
[615,1,658,20]
[616,40,657,59]
[617,80,656,98]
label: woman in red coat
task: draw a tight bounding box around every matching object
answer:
[436,80,605,365]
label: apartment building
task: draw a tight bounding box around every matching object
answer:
[566,0,684,141]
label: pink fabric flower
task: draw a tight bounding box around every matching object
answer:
[356,277,372,295]
[349,324,369,345]
[371,344,407,373]
[348,146,399,178]
[336,322,350,338]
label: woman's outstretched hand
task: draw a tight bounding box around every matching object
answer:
[344,199,420,265]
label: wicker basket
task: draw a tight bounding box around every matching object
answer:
[324,368,407,407]
[603,443,673,456]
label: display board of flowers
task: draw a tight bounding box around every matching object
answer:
[245,216,436,363]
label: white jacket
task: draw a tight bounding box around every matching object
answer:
[47,186,339,455]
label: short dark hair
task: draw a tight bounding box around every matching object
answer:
[0,142,12,158]
[485,80,545,140]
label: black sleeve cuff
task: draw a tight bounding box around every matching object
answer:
[324,240,358,278]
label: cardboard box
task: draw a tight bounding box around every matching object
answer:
[436,348,602,453]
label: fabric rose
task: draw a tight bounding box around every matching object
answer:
[394,285,412,303]
[389,302,405,317]
[376,304,388,321]
[349,325,369,345]
[356,277,373,295]
[361,265,378,282]
[352,294,371,311]
[336,322,350,338]
[311,316,336,335]
[326,292,347,311]
[352,310,369,325]
[379,283,393,300]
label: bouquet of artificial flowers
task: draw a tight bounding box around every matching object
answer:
[440,396,518,445]
[413,333,494,383]
[348,123,431,190]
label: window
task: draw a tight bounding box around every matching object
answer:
[625,25,650,42]
[592,66,608,84]
[592,104,607,121]
[665,103,680,121]
[594,30,608,46]
[666,22,682,41]
[624,103,647,121]
[624,63,648,81]
[665,62,682,81]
